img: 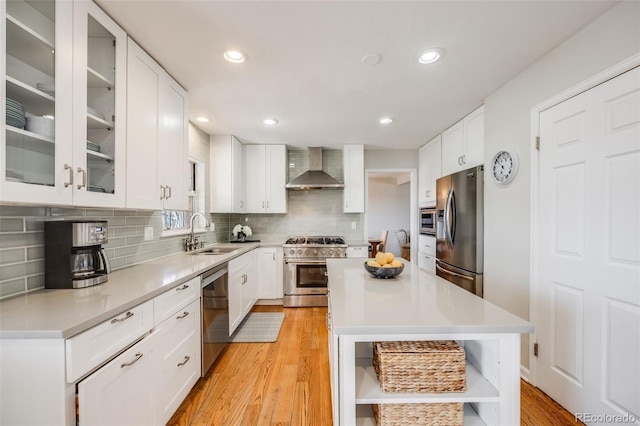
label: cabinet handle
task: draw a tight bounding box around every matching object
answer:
[326,313,331,331]
[262,201,265,208]
[266,200,269,209]
[461,154,466,164]
[177,355,191,367]
[64,164,73,187]
[160,185,166,200]
[167,186,172,199]
[121,352,143,368]
[76,167,86,190]
[175,284,189,291]
[240,201,244,207]
[176,311,190,319]
[425,190,430,197]
[111,311,134,324]
[273,253,275,261]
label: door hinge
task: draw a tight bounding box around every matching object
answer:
[534,342,539,357]
[535,136,540,151]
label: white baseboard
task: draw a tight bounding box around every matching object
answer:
[520,365,531,383]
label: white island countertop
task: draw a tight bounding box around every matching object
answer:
[0,243,260,339]
[327,258,533,335]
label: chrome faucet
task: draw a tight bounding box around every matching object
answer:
[183,212,209,251]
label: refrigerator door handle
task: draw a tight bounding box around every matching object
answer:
[444,188,456,247]
[436,263,474,281]
[450,189,457,244]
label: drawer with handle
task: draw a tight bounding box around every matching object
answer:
[66,299,154,383]
[154,276,200,324]
[418,234,436,256]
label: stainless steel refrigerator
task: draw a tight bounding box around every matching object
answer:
[435,166,484,297]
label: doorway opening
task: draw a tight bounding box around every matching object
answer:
[364,169,417,262]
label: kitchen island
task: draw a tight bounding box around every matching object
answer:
[327,258,534,426]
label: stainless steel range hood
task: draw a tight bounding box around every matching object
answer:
[285,147,345,190]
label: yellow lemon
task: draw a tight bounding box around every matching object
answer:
[382,264,393,268]
[375,252,388,265]
[391,260,403,267]
[367,260,382,267]
[385,252,395,263]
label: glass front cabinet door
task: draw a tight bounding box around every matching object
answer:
[1,0,126,207]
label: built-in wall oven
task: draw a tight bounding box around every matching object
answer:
[420,208,437,235]
[283,236,347,307]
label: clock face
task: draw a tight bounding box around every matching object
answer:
[491,150,518,184]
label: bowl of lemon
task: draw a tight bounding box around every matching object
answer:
[364,252,404,279]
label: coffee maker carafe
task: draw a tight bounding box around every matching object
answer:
[45,221,111,289]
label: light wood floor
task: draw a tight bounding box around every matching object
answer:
[168,305,582,425]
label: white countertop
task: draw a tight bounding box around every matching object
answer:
[0,243,260,339]
[327,258,534,335]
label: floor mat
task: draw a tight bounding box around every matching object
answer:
[230,312,285,343]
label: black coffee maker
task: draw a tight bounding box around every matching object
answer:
[45,220,111,289]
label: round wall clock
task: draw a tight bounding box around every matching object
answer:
[490,149,519,184]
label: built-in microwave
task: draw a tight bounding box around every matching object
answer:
[420,208,437,235]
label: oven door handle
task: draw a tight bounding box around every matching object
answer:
[284,260,328,265]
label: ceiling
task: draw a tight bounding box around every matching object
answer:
[95,0,618,150]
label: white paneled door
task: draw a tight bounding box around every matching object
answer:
[536,66,640,423]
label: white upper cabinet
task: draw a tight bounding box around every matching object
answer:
[210,135,246,213]
[418,135,441,207]
[1,0,126,207]
[126,38,188,211]
[245,144,287,213]
[343,144,364,213]
[441,105,484,176]
[72,0,127,208]
[158,74,188,211]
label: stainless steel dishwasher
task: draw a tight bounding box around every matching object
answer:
[201,264,229,375]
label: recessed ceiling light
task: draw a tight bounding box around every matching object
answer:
[361,53,382,66]
[263,118,279,125]
[418,48,445,64]
[224,50,246,63]
[379,117,393,125]
[196,116,210,123]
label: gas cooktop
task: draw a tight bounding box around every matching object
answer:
[284,236,347,246]
[283,236,347,259]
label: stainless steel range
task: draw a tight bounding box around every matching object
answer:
[283,236,347,307]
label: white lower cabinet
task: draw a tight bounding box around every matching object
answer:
[346,246,368,258]
[153,298,201,425]
[77,334,155,426]
[418,234,436,273]
[3,278,204,426]
[228,250,258,335]
[258,247,283,299]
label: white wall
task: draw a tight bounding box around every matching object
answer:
[483,1,640,371]
[367,177,411,256]
[365,150,419,169]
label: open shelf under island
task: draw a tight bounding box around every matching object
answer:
[327,258,534,426]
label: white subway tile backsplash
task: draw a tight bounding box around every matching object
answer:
[0,218,24,232]
[1,278,26,297]
[0,248,26,265]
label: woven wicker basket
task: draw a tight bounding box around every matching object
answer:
[372,402,464,426]
[373,340,466,393]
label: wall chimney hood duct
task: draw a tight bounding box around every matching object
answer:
[285,147,345,190]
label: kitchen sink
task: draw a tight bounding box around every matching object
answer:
[191,247,238,255]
